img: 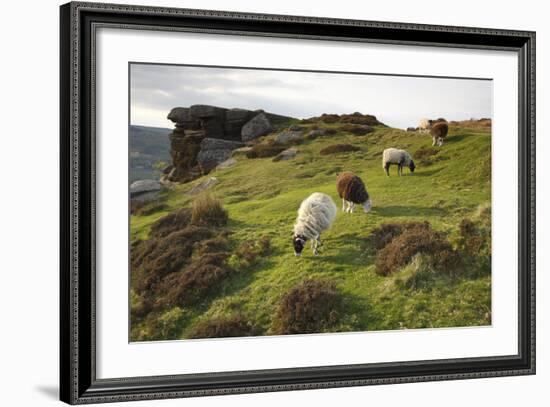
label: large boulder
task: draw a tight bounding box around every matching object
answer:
[197,138,244,168]
[189,104,227,119]
[185,177,220,196]
[273,147,298,162]
[167,107,201,130]
[232,146,253,157]
[275,130,303,145]
[130,179,164,202]
[216,158,237,170]
[241,113,274,142]
[224,108,255,139]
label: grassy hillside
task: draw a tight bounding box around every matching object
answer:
[129,125,171,182]
[130,119,491,341]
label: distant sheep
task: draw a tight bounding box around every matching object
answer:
[382,148,416,176]
[430,122,449,146]
[419,117,447,133]
[336,172,372,214]
[293,192,337,256]
[418,118,431,133]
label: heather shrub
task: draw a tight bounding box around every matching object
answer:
[320,144,361,155]
[155,253,232,308]
[368,221,430,251]
[188,315,259,339]
[271,279,343,335]
[232,235,271,267]
[149,208,191,238]
[337,124,374,135]
[375,223,459,277]
[246,143,287,158]
[130,200,168,216]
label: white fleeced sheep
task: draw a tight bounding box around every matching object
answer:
[382,148,416,176]
[418,118,431,133]
[293,192,337,256]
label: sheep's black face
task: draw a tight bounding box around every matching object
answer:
[293,236,306,257]
[409,160,416,173]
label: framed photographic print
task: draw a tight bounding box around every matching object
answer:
[60,1,536,404]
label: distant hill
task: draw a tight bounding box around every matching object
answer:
[129,125,171,182]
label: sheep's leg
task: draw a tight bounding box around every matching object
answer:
[384,162,390,176]
[312,236,320,255]
[350,202,355,213]
[397,164,402,176]
[342,198,346,212]
[432,137,436,146]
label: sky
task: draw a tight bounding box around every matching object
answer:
[130,63,492,130]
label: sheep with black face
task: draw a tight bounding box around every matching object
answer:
[336,171,372,214]
[292,192,337,257]
[382,148,416,176]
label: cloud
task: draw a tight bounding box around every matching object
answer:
[130,63,492,129]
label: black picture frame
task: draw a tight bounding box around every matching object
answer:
[60,1,536,404]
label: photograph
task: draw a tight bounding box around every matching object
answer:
[128,63,493,342]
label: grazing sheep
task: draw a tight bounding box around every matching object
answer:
[382,148,416,176]
[336,172,372,214]
[430,122,449,146]
[293,192,337,256]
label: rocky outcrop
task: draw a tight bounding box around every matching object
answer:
[167,105,261,141]
[162,128,203,183]
[241,112,274,141]
[197,138,244,169]
[164,104,287,183]
[275,130,303,145]
[130,179,164,202]
[185,177,220,196]
[273,148,298,162]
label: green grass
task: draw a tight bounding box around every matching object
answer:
[130,122,491,340]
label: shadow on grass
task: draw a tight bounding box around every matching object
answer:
[309,233,369,267]
[370,205,447,218]
[446,134,466,143]
[414,167,445,177]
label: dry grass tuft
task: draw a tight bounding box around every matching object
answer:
[191,194,228,227]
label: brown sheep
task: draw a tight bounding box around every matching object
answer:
[430,122,449,146]
[336,171,372,213]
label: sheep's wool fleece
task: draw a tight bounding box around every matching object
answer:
[382,148,412,167]
[294,192,337,240]
[336,172,369,204]
[419,118,430,130]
